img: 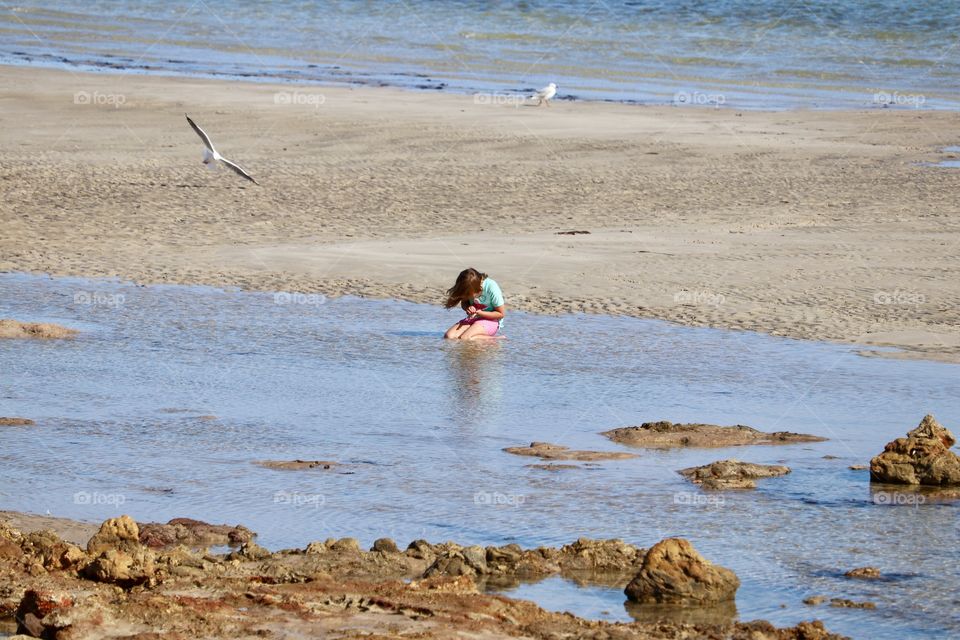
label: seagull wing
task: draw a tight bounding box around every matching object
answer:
[185,114,216,153]
[218,156,259,185]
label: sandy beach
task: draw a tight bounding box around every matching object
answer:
[1,64,958,362]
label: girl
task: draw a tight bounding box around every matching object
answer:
[443,268,505,340]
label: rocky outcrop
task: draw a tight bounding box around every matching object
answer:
[503,442,636,461]
[83,515,156,587]
[624,538,739,604]
[0,319,77,339]
[138,518,255,548]
[603,421,826,448]
[678,459,791,489]
[0,517,846,640]
[870,415,960,485]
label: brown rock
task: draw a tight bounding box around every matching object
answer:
[849,464,868,470]
[372,538,399,554]
[138,518,255,549]
[15,590,73,637]
[503,441,636,461]
[83,516,155,587]
[870,415,960,485]
[603,421,826,448]
[257,459,338,470]
[678,459,791,490]
[624,538,739,604]
[844,566,881,580]
[0,319,77,339]
[86,515,140,555]
[803,595,828,605]
[830,598,876,609]
[0,417,35,426]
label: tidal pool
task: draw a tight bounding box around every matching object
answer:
[1,273,958,639]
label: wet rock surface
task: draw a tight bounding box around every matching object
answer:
[0,319,77,339]
[503,441,637,461]
[0,417,35,426]
[678,459,791,489]
[844,566,881,580]
[0,516,846,639]
[624,538,740,604]
[256,459,339,470]
[603,421,827,448]
[870,415,960,485]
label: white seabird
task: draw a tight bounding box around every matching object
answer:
[185,114,259,185]
[532,82,557,106]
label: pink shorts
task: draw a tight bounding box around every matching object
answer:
[460,317,500,336]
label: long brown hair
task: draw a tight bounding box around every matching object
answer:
[444,267,486,308]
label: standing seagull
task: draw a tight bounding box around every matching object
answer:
[185,114,259,185]
[532,82,557,107]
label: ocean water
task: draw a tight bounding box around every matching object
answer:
[1,0,958,109]
[1,272,959,639]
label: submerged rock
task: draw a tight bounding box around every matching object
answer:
[0,319,77,339]
[844,566,881,580]
[503,441,636,461]
[678,459,791,490]
[257,459,338,470]
[870,415,960,485]
[0,417,35,426]
[624,538,739,604]
[603,421,826,448]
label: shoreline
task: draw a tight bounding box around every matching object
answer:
[1,64,959,363]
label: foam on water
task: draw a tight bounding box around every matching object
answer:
[1,272,959,638]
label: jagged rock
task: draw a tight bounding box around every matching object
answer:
[870,415,960,485]
[424,545,488,578]
[20,530,85,570]
[504,441,636,461]
[557,538,644,572]
[677,459,791,489]
[624,538,739,604]
[844,566,881,580]
[83,516,155,587]
[138,518,255,548]
[15,590,73,637]
[803,595,828,605]
[227,541,271,561]
[603,421,826,448]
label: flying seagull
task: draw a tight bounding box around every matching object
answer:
[185,114,259,185]
[532,82,557,107]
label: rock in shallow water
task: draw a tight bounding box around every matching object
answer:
[0,319,77,339]
[624,537,739,604]
[603,421,826,448]
[870,415,960,485]
[503,441,636,461]
[677,459,791,489]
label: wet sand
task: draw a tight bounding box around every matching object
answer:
[1,65,958,362]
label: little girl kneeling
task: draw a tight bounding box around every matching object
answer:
[443,268,505,340]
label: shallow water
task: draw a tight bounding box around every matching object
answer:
[2,1,959,109]
[1,272,959,639]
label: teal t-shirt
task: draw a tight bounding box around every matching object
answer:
[473,277,505,327]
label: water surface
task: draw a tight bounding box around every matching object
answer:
[1,272,958,639]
